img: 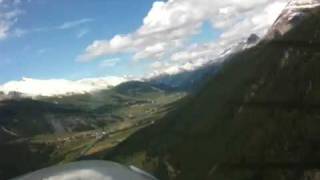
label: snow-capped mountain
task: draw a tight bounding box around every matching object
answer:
[266,0,320,39]
[0,76,128,97]
[219,34,261,58]
[147,34,260,91]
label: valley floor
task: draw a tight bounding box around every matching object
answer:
[0,82,185,179]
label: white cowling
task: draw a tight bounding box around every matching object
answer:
[13,160,157,180]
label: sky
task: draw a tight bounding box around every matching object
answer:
[0,0,289,94]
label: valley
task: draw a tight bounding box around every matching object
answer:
[97,2,320,180]
[1,0,320,179]
[0,81,185,179]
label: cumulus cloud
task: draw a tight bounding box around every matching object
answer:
[0,76,128,97]
[171,43,222,62]
[79,0,288,64]
[149,57,214,77]
[78,35,134,61]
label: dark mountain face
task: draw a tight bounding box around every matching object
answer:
[103,3,320,180]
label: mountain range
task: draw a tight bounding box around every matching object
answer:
[95,1,320,180]
[2,0,320,179]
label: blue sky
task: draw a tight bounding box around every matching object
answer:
[0,0,222,83]
[0,0,155,83]
[0,0,287,85]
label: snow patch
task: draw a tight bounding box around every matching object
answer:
[0,76,129,97]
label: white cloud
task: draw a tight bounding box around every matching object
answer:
[171,43,221,62]
[79,0,288,64]
[99,58,120,68]
[149,0,287,76]
[149,59,208,77]
[0,0,33,39]
[57,18,93,30]
[79,35,133,62]
[150,61,163,68]
[133,42,167,60]
[11,17,94,38]
[0,2,94,40]
[0,21,12,39]
[0,3,23,39]
[0,76,128,97]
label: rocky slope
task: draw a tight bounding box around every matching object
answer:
[267,0,320,39]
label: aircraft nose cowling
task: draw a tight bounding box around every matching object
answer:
[12,160,157,180]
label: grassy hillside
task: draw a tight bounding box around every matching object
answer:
[102,7,320,180]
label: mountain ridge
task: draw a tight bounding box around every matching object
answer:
[101,3,320,180]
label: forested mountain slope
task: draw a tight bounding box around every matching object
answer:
[103,3,320,180]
